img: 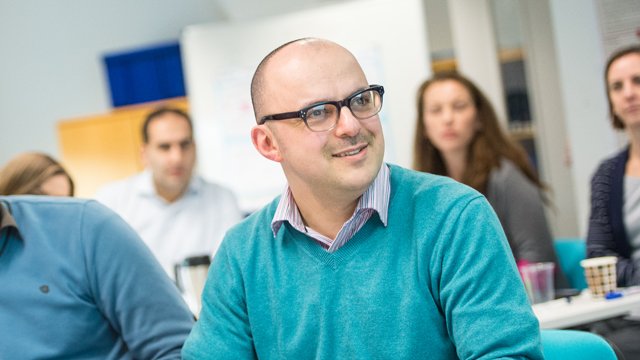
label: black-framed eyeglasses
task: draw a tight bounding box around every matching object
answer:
[258,85,385,132]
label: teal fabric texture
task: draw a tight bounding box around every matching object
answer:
[183,165,543,359]
[541,330,617,360]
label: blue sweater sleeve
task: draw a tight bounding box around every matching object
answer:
[81,201,194,359]
[436,197,543,359]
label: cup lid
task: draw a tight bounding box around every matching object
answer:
[178,255,211,267]
[580,256,617,267]
[520,262,555,270]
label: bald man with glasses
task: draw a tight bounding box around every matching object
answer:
[183,38,543,360]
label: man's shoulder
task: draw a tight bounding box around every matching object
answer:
[94,173,147,202]
[388,164,481,200]
[97,173,145,191]
[194,176,236,197]
[2,196,116,229]
[387,164,485,225]
[3,195,97,211]
[220,196,279,247]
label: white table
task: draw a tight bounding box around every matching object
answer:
[533,287,640,329]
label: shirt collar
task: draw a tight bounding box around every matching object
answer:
[0,200,18,232]
[271,164,390,237]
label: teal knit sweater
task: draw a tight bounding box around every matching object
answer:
[183,165,543,359]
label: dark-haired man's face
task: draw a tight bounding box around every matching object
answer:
[142,113,196,202]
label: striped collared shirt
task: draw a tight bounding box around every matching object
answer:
[271,164,390,252]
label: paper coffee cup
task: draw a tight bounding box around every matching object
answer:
[580,256,617,297]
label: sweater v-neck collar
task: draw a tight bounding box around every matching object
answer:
[284,213,382,269]
[275,164,402,269]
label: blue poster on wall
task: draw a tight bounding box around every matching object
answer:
[103,42,186,107]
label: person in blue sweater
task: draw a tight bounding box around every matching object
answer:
[0,196,195,359]
[183,38,543,359]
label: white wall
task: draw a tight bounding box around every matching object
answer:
[517,0,579,237]
[182,0,431,210]
[491,0,525,50]
[423,0,453,59]
[548,0,619,235]
[448,0,507,124]
[0,0,224,165]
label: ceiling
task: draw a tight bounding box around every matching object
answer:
[213,0,343,21]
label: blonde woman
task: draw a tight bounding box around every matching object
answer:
[0,152,74,196]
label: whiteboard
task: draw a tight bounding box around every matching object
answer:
[181,0,431,211]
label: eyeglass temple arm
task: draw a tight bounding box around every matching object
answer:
[259,110,302,124]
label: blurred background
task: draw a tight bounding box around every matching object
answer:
[0,0,638,238]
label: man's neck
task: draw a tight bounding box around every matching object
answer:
[291,187,362,240]
[154,184,187,204]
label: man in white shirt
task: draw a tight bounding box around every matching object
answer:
[96,107,243,279]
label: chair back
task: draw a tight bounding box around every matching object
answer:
[541,329,617,360]
[554,238,588,290]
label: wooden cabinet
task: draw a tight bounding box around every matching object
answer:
[57,97,188,198]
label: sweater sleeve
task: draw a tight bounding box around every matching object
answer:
[182,236,257,359]
[437,196,543,360]
[586,159,639,286]
[81,201,195,359]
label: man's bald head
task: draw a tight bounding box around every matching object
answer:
[250,38,362,122]
[250,38,305,121]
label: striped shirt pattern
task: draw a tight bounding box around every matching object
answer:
[271,164,390,252]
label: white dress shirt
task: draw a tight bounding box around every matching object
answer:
[95,171,243,278]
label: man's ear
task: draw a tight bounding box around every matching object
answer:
[251,125,283,163]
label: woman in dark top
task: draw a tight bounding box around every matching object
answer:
[586,45,640,359]
[587,45,640,285]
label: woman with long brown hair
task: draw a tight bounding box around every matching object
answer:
[0,152,74,196]
[413,72,566,286]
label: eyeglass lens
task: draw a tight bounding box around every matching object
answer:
[305,88,382,131]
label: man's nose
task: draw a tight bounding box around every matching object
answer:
[168,146,184,162]
[334,106,362,137]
